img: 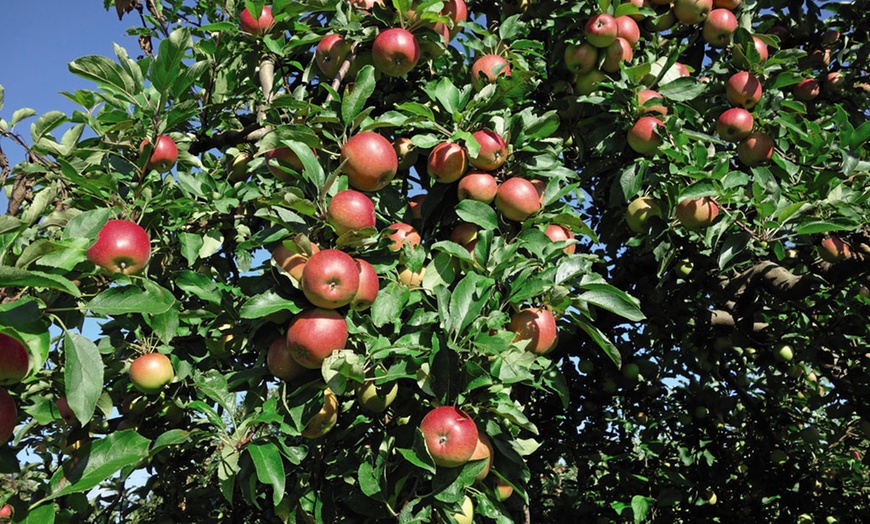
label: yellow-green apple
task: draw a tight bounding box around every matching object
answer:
[340,132,398,192]
[130,353,174,394]
[87,219,151,275]
[645,9,676,32]
[511,307,558,355]
[703,9,737,47]
[626,196,663,233]
[0,334,28,385]
[420,406,479,467]
[398,265,426,288]
[494,477,513,501]
[301,249,360,309]
[673,0,712,25]
[716,108,753,142]
[563,42,598,75]
[676,197,719,230]
[602,37,633,72]
[495,178,541,222]
[272,240,319,281]
[818,237,851,263]
[393,137,418,170]
[737,132,774,167]
[452,495,474,524]
[315,34,352,78]
[384,223,421,252]
[0,388,16,444]
[469,130,508,171]
[637,89,667,118]
[327,190,376,236]
[287,309,348,369]
[615,16,641,47]
[574,69,607,96]
[351,259,380,311]
[265,147,304,181]
[776,344,794,362]
[267,335,307,382]
[469,433,494,481]
[240,6,275,35]
[372,28,420,77]
[584,14,618,48]
[794,78,820,102]
[627,116,664,155]
[471,54,511,91]
[56,397,76,425]
[458,172,498,203]
[428,141,467,183]
[544,224,576,254]
[450,222,480,249]
[227,150,251,182]
[677,258,694,276]
[302,388,338,439]
[356,381,398,412]
[726,71,762,109]
[140,135,178,173]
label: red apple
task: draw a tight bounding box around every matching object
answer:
[327,190,376,236]
[716,107,754,142]
[713,0,741,7]
[427,141,467,183]
[752,36,769,63]
[240,6,275,36]
[55,396,76,425]
[823,71,845,94]
[471,54,511,91]
[676,197,719,230]
[87,219,152,275]
[673,0,712,25]
[350,0,385,9]
[0,334,29,385]
[351,259,379,311]
[302,388,339,439]
[272,241,319,282]
[794,78,820,102]
[393,137,418,170]
[563,43,598,75]
[585,14,619,48]
[819,237,851,263]
[0,388,15,444]
[469,130,508,171]
[703,9,737,47]
[408,194,426,220]
[627,0,647,21]
[615,16,641,47]
[140,135,177,173]
[602,37,633,72]
[674,62,691,77]
[726,71,762,109]
[265,147,304,181]
[469,432,494,482]
[130,353,174,394]
[737,132,774,167]
[626,196,663,233]
[267,336,307,382]
[0,503,12,520]
[544,224,576,254]
[443,0,468,36]
[458,172,498,203]
[372,28,420,77]
[315,34,352,78]
[494,477,514,501]
[341,132,398,192]
[637,89,667,118]
[511,308,558,355]
[420,406,479,467]
[627,116,664,155]
[301,249,361,309]
[449,222,480,247]
[385,223,421,252]
[287,309,348,369]
[495,178,541,222]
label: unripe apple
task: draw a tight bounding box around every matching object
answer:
[0,388,17,444]
[449,222,480,247]
[776,344,794,362]
[495,178,541,222]
[301,249,361,309]
[626,196,663,233]
[239,6,275,36]
[469,130,508,171]
[676,197,719,230]
[341,132,398,192]
[302,388,338,439]
[327,190,376,236]
[563,43,598,75]
[287,309,348,369]
[511,308,558,355]
[737,132,774,167]
[703,9,737,47]
[272,241,319,282]
[818,237,851,263]
[673,0,712,25]
[351,259,380,311]
[0,334,29,385]
[372,28,420,77]
[602,37,633,73]
[130,353,174,394]
[574,69,607,96]
[677,258,694,276]
[428,141,467,183]
[265,147,304,181]
[397,265,425,288]
[544,224,576,254]
[615,16,641,47]
[393,137,418,170]
[227,150,251,182]
[794,78,820,102]
[585,14,619,48]
[87,220,152,275]
[420,406,479,467]
[267,336,307,383]
[726,71,762,109]
[627,116,664,155]
[471,54,511,91]
[452,495,474,524]
[356,381,398,412]
[716,108,753,142]
[457,172,498,203]
[645,9,676,32]
[637,89,667,118]
[469,432,494,481]
[315,34,352,78]
[141,135,178,173]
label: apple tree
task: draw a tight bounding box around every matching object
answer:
[0,0,868,522]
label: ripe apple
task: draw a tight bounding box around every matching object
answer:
[703,9,737,47]
[511,308,558,355]
[140,135,178,173]
[544,224,576,254]
[737,132,774,167]
[327,190,376,236]
[340,132,398,192]
[130,353,174,394]
[674,62,691,77]
[240,6,275,36]
[458,172,498,203]
[819,237,851,263]
[301,249,361,309]
[673,0,712,25]
[574,69,607,96]
[469,130,508,171]
[267,336,307,382]
[0,388,16,444]
[823,71,845,94]
[272,241,319,282]
[443,0,468,37]
[495,178,541,222]
[265,147,304,181]
[56,396,76,425]
[716,107,754,142]
[494,477,514,501]
[393,137,418,170]
[615,16,641,47]
[713,0,741,7]
[726,71,762,109]
[469,433,494,481]
[0,503,12,520]
[428,141,467,183]
[794,78,820,102]
[302,388,338,439]
[471,54,511,91]
[637,89,667,118]
[398,265,425,288]
[602,37,633,72]
[372,28,420,77]
[452,495,474,524]
[384,223,421,252]
[0,334,29,385]
[676,197,719,230]
[584,14,619,48]
[751,36,769,63]
[627,116,664,155]
[449,223,480,247]
[626,196,663,233]
[351,259,379,311]
[563,43,598,75]
[87,219,151,275]
[356,381,398,412]
[315,34,352,78]
[408,194,426,220]
[287,309,348,369]
[420,406,479,467]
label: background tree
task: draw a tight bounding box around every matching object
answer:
[0,0,868,522]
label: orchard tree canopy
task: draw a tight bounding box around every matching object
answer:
[1,0,869,522]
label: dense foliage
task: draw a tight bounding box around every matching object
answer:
[0,0,868,522]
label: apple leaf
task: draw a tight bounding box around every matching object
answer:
[396,429,436,474]
[342,65,376,125]
[151,28,191,93]
[22,504,56,524]
[248,443,286,507]
[0,265,81,297]
[239,290,303,319]
[455,200,498,231]
[63,332,104,426]
[445,273,494,337]
[87,284,174,316]
[68,55,141,106]
[371,282,410,329]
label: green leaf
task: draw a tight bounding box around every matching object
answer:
[431,77,462,114]
[22,504,56,524]
[0,299,51,371]
[151,27,192,93]
[248,443,286,507]
[195,370,237,415]
[175,270,223,306]
[578,282,644,322]
[454,200,498,231]
[575,314,622,368]
[632,495,655,524]
[358,461,384,500]
[0,266,81,297]
[397,429,436,474]
[795,219,859,235]
[446,273,494,336]
[178,232,203,266]
[87,284,174,316]
[657,77,706,102]
[342,65,376,125]
[371,282,410,328]
[63,333,104,426]
[10,108,37,128]
[239,290,302,319]
[31,111,66,144]
[68,55,142,105]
